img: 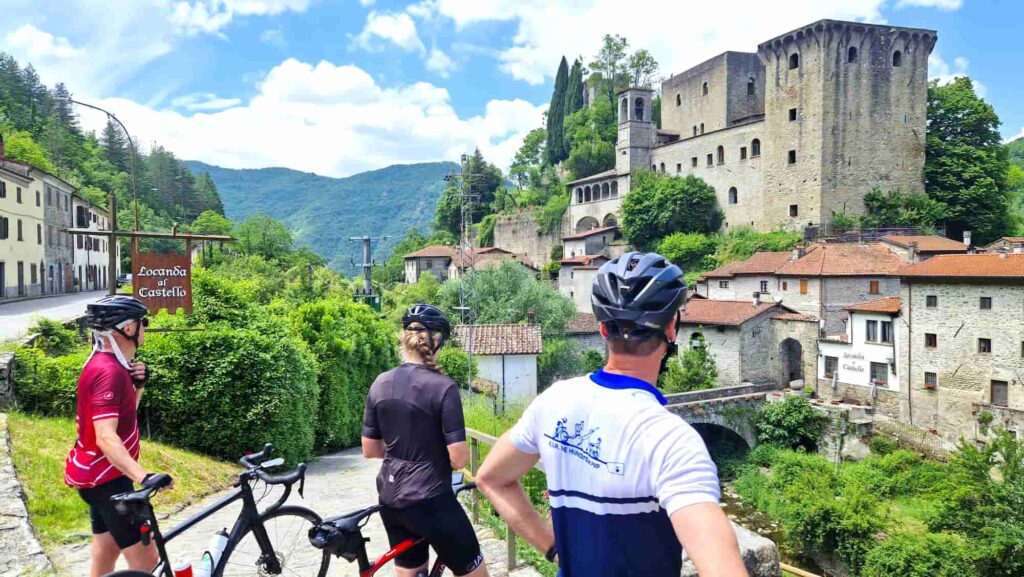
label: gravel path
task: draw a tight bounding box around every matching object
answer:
[52,448,540,577]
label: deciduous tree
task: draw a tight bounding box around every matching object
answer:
[621,171,723,249]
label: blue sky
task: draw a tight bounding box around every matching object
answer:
[2,0,1020,178]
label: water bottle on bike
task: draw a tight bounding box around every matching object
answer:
[193,529,229,577]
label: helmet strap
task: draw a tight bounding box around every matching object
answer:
[658,333,678,376]
[87,330,132,370]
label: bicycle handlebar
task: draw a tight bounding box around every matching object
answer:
[238,443,307,497]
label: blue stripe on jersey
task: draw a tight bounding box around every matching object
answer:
[589,369,668,406]
[548,489,657,504]
[552,506,682,577]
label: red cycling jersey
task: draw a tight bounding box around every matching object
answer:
[64,352,140,489]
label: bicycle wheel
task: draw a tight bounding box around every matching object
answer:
[219,505,329,577]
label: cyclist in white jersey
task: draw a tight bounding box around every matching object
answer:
[477,252,748,577]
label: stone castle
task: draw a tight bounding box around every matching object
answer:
[567,19,937,236]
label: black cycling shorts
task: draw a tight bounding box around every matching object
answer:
[78,476,144,549]
[379,489,484,575]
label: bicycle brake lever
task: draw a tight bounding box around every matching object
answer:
[298,473,305,499]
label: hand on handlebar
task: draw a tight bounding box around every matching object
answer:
[142,472,174,492]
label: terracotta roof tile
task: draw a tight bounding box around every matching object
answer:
[772,312,819,322]
[560,255,609,266]
[454,248,536,270]
[881,235,967,253]
[775,243,906,277]
[700,251,793,279]
[567,168,618,185]
[453,324,542,355]
[566,313,600,334]
[845,296,902,314]
[404,245,456,259]
[562,225,618,240]
[679,300,785,326]
[899,254,1024,279]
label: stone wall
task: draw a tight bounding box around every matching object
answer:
[493,209,567,269]
[740,311,776,384]
[41,176,74,294]
[771,317,820,388]
[900,279,1024,443]
[817,378,902,418]
[558,265,598,314]
[821,276,901,334]
[567,176,625,236]
[681,522,780,577]
[0,353,13,409]
[0,413,53,574]
[776,276,821,320]
[567,332,605,356]
[662,53,735,136]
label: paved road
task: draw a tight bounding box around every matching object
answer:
[0,291,106,341]
[53,448,540,577]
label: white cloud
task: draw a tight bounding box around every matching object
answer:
[411,0,960,85]
[359,0,375,6]
[425,48,456,77]
[169,0,310,36]
[76,58,546,177]
[170,92,243,111]
[1005,128,1024,144]
[6,24,82,60]
[895,0,962,10]
[355,11,425,53]
[929,52,986,98]
[259,28,287,48]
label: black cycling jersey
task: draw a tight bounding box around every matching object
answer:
[362,363,467,509]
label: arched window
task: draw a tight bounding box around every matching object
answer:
[789,53,800,70]
[620,98,628,122]
[717,145,725,164]
[611,181,619,198]
[848,46,858,63]
[700,123,705,134]
[892,51,902,67]
[659,162,665,173]
[651,164,657,171]
[634,97,645,121]
[751,138,761,157]
[690,332,704,350]
[576,188,583,204]
[728,187,738,204]
[747,79,755,96]
[676,93,682,106]
[693,126,698,136]
[584,186,591,202]
[702,82,708,96]
[602,182,610,199]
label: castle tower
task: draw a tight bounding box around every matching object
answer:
[757,20,936,230]
[616,87,655,176]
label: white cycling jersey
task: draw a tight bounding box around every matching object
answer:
[509,369,720,577]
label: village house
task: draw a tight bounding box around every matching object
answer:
[565,312,604,355]
[0,151,44,299]
[816,296,902,415]
[33,166,75,294]
[449,246,536,279]
[678,298,818,388]
[71,195,113,291]
[878,235,967,263]
[454,324,542,404]
[979,236,1024,254]
[695,251,793,301]
[557,255,608,313]
[898,253,1024,444]
[562,225,619,258]
[403,245,455,283]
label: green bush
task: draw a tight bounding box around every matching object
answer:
[862,532,978,577]
[580,350,605,374]
[755,396,826,450]
[620,172,723,249]
[290,298,398,451]
[13,346,89,416]
[30,318,83,357]
[747,443,781,467]
[660,333,716,394]
[437,345,476,389]
[138,317,319,465]
[870,436,898,456]
[657,232,719,271]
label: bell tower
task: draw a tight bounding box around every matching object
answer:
[616,87,654,175]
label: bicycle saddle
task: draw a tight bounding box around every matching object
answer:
[322,504,381,533]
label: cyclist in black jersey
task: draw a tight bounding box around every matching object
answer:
[361,304,489,577]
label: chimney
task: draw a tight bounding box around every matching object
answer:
[908,241,918,262]
[999,246,1009,260]
[752,292,761,306]
[791,244,805,261]
[963,230,972,248]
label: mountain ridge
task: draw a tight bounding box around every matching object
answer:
[186,160,456,272]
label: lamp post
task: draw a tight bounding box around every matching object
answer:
[60,97,140,295]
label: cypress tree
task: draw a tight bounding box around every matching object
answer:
[562,59,585,160]
[545,57,569,166]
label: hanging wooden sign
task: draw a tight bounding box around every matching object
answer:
[132,250,193,314]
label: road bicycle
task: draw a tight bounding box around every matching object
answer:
[105,443,328,576]
[307,472,478,577]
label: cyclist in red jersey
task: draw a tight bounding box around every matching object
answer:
[64,295,170,577]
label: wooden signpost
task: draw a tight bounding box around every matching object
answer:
[132,250,193,314]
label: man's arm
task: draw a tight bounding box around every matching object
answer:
[94,418,148,483]
[476,434,554,555]
[671,503,748,577]
[448,441,469,470]
[361,437,385,459]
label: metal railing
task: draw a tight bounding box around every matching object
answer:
[803,225,947,244]
[873,414,957,461]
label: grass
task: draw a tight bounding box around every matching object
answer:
[887,496,939,535]
[8,411,239,548]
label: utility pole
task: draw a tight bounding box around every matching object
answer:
[349,235,387,311]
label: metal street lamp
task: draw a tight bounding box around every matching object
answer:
[59,97,140,295]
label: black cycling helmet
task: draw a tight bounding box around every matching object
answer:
[591,251,686,340]
[402,304,451,350]
[86,295,149,331]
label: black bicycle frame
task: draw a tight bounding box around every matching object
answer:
[144,474,293,577]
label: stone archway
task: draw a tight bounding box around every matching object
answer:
[602,213,618,228]
[575,216,600,233]
[779,338,803,386]
[690,423,752,471]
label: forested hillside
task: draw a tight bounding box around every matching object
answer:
[0,52,224,263]
[186,160,453,271]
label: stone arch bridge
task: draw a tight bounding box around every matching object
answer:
[664,383,779,448]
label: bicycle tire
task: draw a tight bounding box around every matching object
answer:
[218,505,329,577]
